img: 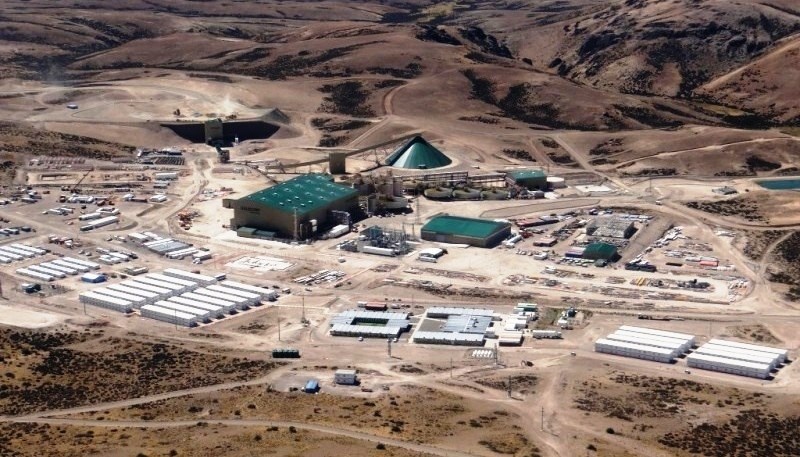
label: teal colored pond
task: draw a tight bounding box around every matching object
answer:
[757,179,800,190]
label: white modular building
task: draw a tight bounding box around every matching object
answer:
[531,330,562,339]
[90,289,148,308]
[192,288,252,309]
[605,333,683,358]
[686,353,771,379]
[152,300,211,322]
[330,324,404,339]
[162,268,217,286]
[0,246,36,258]
[166,297,225,318]
[106,284,160,305]
[38,262,78,276]
[61,256,101,270]
[179,292,238,313]
[81,215,119,231]
[618,325,696,346]
[26,265,67,279]
[146,273,199,291]
[334,369,358,385]
[10,244,46,256]
[0,250,24,261]
[130,277,186,294]
[51,259,90,273]
[204,285,261,306]
[166,248,198,260]
[613,329,693,352]
[16,268,54,282]
[140,304,197,327]
[120,280,173,298]
[694,345,779,370]
[412,331,485,346]
[0,256,11,264]
[218,280,277,300]
[78,212,103,221]
[594,338,675,363]
[707,339,788,363]
[426,307,494,318]
[79,291,134,313]
[608,331,691,354]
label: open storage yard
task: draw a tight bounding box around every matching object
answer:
[1,1,800,456]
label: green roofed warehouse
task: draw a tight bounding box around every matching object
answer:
[223,174,359,240]
[385,136,452,169]
[506,169,548,190]
[582,242,619,262]
[421,215,511,248]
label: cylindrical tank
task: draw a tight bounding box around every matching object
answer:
[424,187,453,199]
[381,196,409,209]
[453,188,482,200]
[547,176,566,189]
[403,180,420,191]
[481,189,510,200]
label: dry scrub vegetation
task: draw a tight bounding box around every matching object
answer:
[0,422,437,457]
[0,328,277,415]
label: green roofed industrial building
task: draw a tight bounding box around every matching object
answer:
[506,169,548,190]
[421,215,511,248]
[223,174,359,239]
[384,136,452,169]
[582,242,619,262]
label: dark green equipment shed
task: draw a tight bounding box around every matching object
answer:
[421,215,511,248]
[582,243,619,261]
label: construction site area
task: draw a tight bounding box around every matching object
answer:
[2,2,800,455]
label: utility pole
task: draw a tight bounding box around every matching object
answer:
[301,295,306,323]
[450,357,453,378]
[541,407,545,432]
[507,375,512,398]
[387,338,392,358]
[277,317,281,341]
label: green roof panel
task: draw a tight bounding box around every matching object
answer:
[507,169,547,181]
[385,136,452,169]
[242,174,357,216]
[422,215,509,238]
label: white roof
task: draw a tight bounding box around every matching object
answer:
[687,352,772,370]
[596,338,674,355]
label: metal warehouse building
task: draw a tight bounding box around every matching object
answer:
[505,169,548,190]
[582,243,619,261]
[587,217,636,239]
[223,174,359,240]
[421,215,511,248]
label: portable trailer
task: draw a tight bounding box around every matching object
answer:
[701,343,783,365]
[611,330,693,353]
[707,339,788,363]
[79,291,134,313]
[166,297,225,318]
[191,288,252,309]
[204,285,261,306]
[79,212,103,221]
[219,280,277,301]
[594,338,675,363]
[152,300,211,322]
[0,256,11,264]
[61,256,101,270]
[51,259,89,273]
[605,334,683,358]
[90,289,148,308]
[171,294,235,314]
[179,292,238,313]
[10,244,46,256]
[86,216,119,229]
[686,352,771,379]
[38,262,78,275]
[694,346,779,370]
[129,277,186,294]
[109,252,130,262]
[0,246,36,258]
[140,304,196,327]
[120,281,172,299]
[0,250,24,261]
[105,284,160,305]
[26,265,67,279]
[16,268,54,282]
[162,268,217,286]
[146,273,198,291]
[166,248,199,260]
[618,325,696,346]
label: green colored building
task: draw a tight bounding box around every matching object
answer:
[223,174,359,239]
[582,242,618,261]
[506,169,548,190]
[385,136,452,169]
[421,215,511,248]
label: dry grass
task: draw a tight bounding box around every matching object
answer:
[721,324,783,345]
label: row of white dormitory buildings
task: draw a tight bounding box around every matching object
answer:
[78,268,277,327]
[595,325,789,379]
